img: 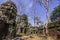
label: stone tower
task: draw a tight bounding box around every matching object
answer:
[16,14,28,36]
[0,0,17,39]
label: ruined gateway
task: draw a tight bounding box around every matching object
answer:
[0,0,60,40]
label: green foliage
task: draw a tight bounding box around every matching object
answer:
[50,5,60,21]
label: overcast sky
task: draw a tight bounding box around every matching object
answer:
[0,0,60,26]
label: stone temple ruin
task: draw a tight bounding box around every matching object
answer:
[16,13,60,40]
[47,20,60,40]
[16,14,45,36]
[0,0,60,40]
[0,0,17,39]
[16,14,28,36]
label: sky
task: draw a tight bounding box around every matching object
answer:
[0,0,60,26]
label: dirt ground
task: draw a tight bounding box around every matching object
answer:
[20,34,47,40]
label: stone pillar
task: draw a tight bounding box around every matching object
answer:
[23,28,25,34]
[43,28,46,36]
[8,25,13,38]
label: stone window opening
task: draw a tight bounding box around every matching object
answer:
[31,32,33,34]
[20,28,23,33]
[24,28,26,34]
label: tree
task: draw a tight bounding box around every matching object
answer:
[50,5,60,21]
[33,0,51,36]
[33,0,51,23]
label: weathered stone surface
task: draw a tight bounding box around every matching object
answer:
[0,0,17,40]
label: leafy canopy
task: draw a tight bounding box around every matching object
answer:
[50,5,60,21]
